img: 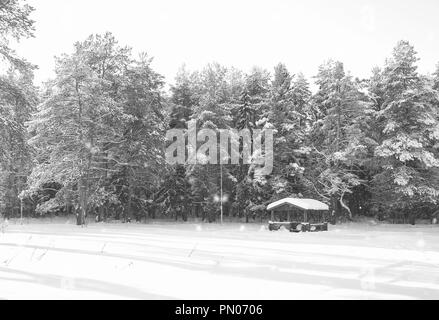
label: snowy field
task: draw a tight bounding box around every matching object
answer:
[0,219,439,300]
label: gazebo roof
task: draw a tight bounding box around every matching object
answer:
[267,198,329,211]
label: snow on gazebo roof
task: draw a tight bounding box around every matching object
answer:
[267,198,329,211]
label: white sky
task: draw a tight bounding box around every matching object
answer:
[14,0,439,86]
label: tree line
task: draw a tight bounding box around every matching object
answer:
[1,1,439,224]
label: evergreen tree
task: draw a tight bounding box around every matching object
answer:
[156,166,192,221]
[291,73,312,128]
[267,64,308,199]
[372,41,439,221]
[26,33,166,225]
[114,53,166,222]
[0,0,36,219]
[230,68,270,221]
[169,65,199,129]
[187,64,239,221]
[306,61,367,219]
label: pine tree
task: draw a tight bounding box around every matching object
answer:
[233,89,256,221]
[0,0,34,71]
[188,64,239,221]
[156,166,192,221]
[0,70,37,218]
[114,53,166,222]
[0,0,37,219]
[26,33,166,225]
[291,73,312,128]
[169,65,199,129]
[230,68,270,221]
[373,41,439,221]
[236,89,255,131]
[267,64,309,200]
[306,61,367,219]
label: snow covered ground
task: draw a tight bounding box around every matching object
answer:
[0,218,439,299]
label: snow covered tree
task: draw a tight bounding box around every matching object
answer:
[306,61,369,219]
[372,41,439,221]
[26,33,166,225]
[113,53,166,222]
[0,70,37,218]
[265,64,312,201]
[156,165,192,221]
[267,63,293,127]
[232,89,256,221]
[0,0,34,71]
[236,89,255,131]
[433,63,439,91]
[169,65,200,129]
[291,73,312,128]
[27,43,118,223]
[0,0,37,219]
[227,68,270,221]
[186,64,240,221]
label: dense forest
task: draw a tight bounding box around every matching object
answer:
[1,1,439,225]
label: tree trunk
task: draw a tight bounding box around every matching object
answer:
[75,79,87,226]
[125,179,133,223]
[340,191,353,220]
[77,181,87,226]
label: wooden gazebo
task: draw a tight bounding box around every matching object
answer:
[267,198,330,232]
